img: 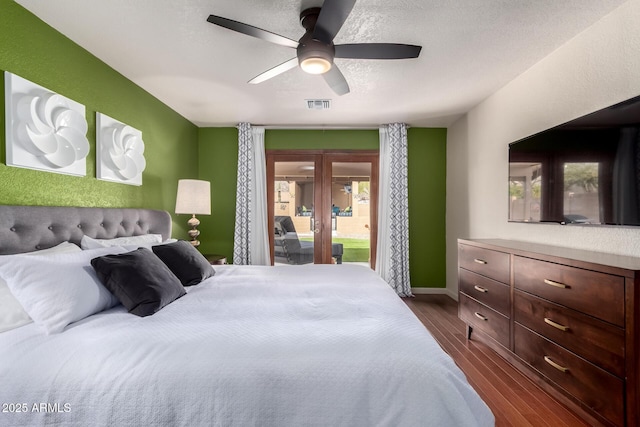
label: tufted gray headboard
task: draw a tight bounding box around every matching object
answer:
[0,205,172,255]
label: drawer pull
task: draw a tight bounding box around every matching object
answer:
[544,317,569,332]
[473,285,488,293]
[474,312,488,321]
[473,258,487,265]
[543,279,569,289]
[544,356,569,373]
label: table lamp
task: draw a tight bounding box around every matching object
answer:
[175,179,211,247]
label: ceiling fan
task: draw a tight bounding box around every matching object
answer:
[207,0,422,96]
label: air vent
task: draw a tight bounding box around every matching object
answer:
[306,99,331,110]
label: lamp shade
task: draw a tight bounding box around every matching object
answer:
[175,179,211,215]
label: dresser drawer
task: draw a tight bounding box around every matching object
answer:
[459,269,510,316]
[458,244,510,283]
[514,290,624,378]
[513,256,624,327]
[459,293,509,348]
[514,324,624,426]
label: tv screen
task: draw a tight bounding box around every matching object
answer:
[509,95,640,226]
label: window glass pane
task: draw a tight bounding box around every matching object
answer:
[331,162,371,266]
[273,161,314,265]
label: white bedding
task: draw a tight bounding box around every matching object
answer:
[0,264,493,427]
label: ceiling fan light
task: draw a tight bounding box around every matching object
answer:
[300,57,332,74]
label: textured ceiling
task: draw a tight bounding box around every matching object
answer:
[16,0,629,127]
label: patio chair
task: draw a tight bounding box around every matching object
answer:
[274,215,343,265]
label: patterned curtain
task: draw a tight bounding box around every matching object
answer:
[233,123,270,265]
[376,123,412,297]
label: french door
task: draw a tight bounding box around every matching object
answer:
[266,151,378,268]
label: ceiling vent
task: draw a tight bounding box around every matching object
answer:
[306,99,331,110]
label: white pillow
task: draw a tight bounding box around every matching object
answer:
[0,246,130,334]
[30,242,81,255]
[80,234,163,250]
[0,284,32,333]
[0,242,82,333]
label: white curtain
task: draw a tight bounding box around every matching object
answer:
[233,123,270,265]
[376,123,412,297]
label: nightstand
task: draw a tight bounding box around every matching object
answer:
[204,254,227,265]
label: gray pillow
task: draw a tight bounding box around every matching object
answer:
[152,240,215,287]
[91,248,186,317]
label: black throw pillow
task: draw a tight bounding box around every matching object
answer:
[91,247,186,317]
[152,240,215,286]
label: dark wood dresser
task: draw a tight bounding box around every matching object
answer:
[458,238,640,427]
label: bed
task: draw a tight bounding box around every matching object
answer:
[0,205,494,426]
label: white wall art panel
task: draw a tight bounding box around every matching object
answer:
[96,113,146,186]
[4,72,89,176]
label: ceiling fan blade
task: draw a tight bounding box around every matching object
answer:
[335,43,422,59]
[323,65,350,96]
[248,58,299,84]
[207,15,299,49]
[312,0,357,44]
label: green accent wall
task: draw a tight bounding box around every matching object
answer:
[0,2,198,237]
[265,129,380,150]
[407,127,447,288]
[197,127,238,259]
[198,127,447,288]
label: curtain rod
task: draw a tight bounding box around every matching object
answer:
[261,125,380,130]
[259,124,411,130]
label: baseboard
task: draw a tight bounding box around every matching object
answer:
[411,287,458,301]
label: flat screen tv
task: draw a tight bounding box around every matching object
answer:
[509,95,640,226]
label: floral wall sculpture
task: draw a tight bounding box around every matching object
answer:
[96,113,146,186]
[4,72,89,176]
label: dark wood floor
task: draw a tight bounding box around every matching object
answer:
[404,294,591,427]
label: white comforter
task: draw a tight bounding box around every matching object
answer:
[0,264,493,427]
